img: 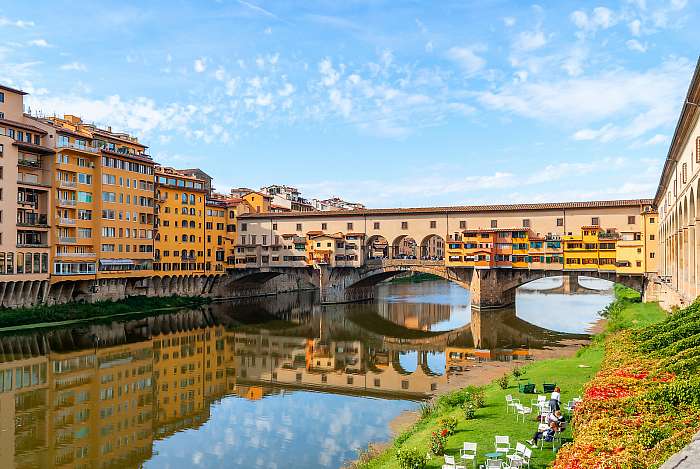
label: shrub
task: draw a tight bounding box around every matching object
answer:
[396,447,427,469]
[512,366,524,379]
[497,374,509,389]
[638,425,669,449]
[419,402,436,419]
[462,401,476,419]
[438,416,458,435]
[430,428,449,455]
[465,386,486,408]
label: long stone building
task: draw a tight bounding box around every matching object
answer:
[656,57,700,309]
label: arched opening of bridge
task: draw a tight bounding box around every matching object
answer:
[391,235,418,259]
[366,235,389,260]
[419,234,445,261]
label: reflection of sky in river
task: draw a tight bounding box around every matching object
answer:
[146,391,414,469]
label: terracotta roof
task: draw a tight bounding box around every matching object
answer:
[239,199,653,219]
[0,118,48,135]
[346,232,366,237]
[306,230,324,236]
[580,225,603,229]
[101,148,153,164]
[92,128,147,148]
[0,84,27,95]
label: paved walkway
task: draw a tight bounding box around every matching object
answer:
[661,431,700,468]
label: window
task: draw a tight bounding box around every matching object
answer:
[321,223,327,230]
[628,216,636,225]
[459,220,466,229]
[522,219,530,228]
[101,192,115,203]
[697,137,700,163]
[78,191,93,203]
[649,217,655,224]
[591,217,599,226]
[272,223,277,230]
[649,234,655,240]
[347,222,353,230]
[401,222,408,229]
[430,221,436,229]
[650,252,655,259]
[373,222,380,229]
[0,92,4,102]
[490,219,497,228]
[682,163,688,184]
[296,223,302,231]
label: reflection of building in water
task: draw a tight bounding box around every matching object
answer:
[231,330,445,397]
[445,347,532,373]
[375,301,453,331]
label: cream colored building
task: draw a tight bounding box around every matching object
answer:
[656,58,700,307]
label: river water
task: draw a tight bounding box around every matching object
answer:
[0,277,612,469]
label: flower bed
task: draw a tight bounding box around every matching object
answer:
[554,300,700,469]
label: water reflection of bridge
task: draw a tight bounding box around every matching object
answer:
[0,291,590,468]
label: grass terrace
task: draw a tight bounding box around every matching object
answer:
[355,285,672,469]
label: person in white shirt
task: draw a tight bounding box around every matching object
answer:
[549,386,561,412]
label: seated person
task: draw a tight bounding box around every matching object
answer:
[547,410,566,430]
[528,421,558,446]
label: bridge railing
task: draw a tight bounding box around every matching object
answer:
[365,258,444,268]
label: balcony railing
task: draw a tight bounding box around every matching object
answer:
[59,237,77,244]
[17,242,48,248]
[17,214,48,227]
[18,159,42,168]
[58,217,76,225]
[57,199,77,207]
[58,252,96,258]
[59,180,77,189]
[58,141,100,153]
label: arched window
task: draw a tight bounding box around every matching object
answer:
[189,221,195,228]
[190,235,195,242]
[190,194,195,204]
[182,193,188,203]
[190,208,195,215]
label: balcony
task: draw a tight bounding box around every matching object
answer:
[59,180,77,189]
[17,173,51,188]
[58,252,96,258]
[58,141,100,154]
[58,217,76,226]
[17,214,48,228]
[18,158,42,168]
[57,199,77,207]
[17,242,48,248]
[59,237,77,244]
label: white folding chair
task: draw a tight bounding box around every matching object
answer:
[443,454,466,469]
[505,394,519,413]
[507,442,526,464]
[495,435,510,454]
[503,459,523,469]
[460,442,477,469]
[530,395,546,406]
[521,448,532,468]
[516,405,532,423]
[483,459,502,469]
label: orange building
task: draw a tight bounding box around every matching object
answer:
[153,167,207,274]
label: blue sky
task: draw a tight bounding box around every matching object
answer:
[1,0,698,207]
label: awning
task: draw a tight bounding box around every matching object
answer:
[100,259,135,266]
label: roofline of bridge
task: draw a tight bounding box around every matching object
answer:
[654,55,700,206]
[239,198,654,219]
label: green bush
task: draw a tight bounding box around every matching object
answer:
[648,377,700,407]
[497,374,509,390]
[419,402,436,419]
[462,401,476,419]
[430,429,449,455]
[438,416,458,435]
[512,366,524,379]
[396,447,427,469]
[638,425,669,449]
[654,333,700,357]
[637,322,700,353]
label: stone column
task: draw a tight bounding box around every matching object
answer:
[469,269,515,309]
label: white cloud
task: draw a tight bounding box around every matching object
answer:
[0,16,35,28]
[479,57,692,142]
[503,17,516,27]
[570,7,616,35]
[28,39,49,47]
[319,58,340,86]
[214,67,226,81]
[671,0,688,10]
[645,134,668,145]
[445,45,486,75]
[225,78,238,96]
[425,41,433,53]
[626,39,647,53]
[629,19,642,36]
[329,89,352,117]
[278,82,295,97]
[514,30,547,51]
[60,62,87,72]
[194,58,206,73]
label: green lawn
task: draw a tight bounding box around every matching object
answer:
[358,286,666,469]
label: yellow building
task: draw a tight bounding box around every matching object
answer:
[42,115,156,284]
[154,167,207,274]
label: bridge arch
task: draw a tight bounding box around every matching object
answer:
[366,234,389,259]
[419,234,445,260]
[391,235,418,259]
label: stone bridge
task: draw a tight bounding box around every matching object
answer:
[219,259,644,308]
